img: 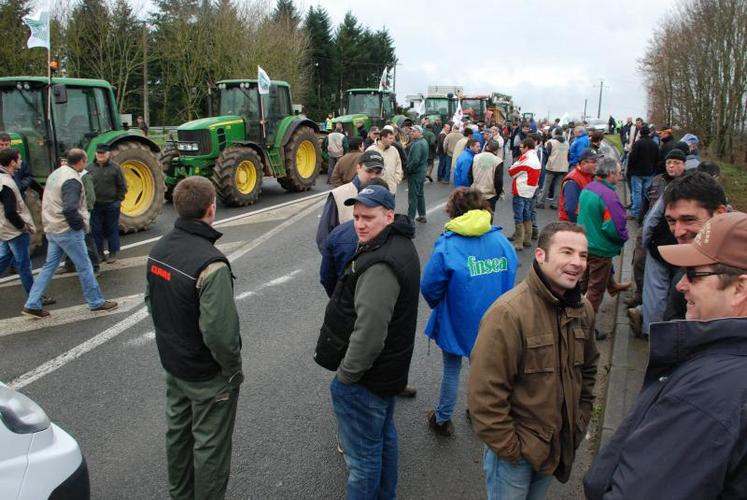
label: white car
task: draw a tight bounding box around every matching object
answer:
[0,382,89,499]
[587,118,608,133]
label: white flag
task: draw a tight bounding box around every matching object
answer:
[378,67,388,91]
[416,99,425,116]
[257,66,271,95]
[23,10,50,50]
[451,101,463,125]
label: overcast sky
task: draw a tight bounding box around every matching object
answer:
[314,0,679,122]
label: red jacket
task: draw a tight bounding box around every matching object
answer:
[508,149,541,198]
[558,167,594,221]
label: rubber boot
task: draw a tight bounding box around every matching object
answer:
[522,221,533,248]
[513,223,524,251]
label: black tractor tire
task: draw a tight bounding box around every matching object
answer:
[159,146,179,201]
[111,141,165,233]
[278,126,321,192]
[212,147,263,207]
[24,188,44,255]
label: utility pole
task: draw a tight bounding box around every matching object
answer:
[595,79,606,119]
[583,98,588,121]
[142,24,149,126]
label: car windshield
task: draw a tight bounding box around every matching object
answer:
[425,98,449,115]
[219,86,259,120]
[0,86,46,134]
[348,92,381,117]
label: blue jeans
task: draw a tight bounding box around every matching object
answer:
[629,175,652,218]
[91,201,121,254]
[0,232,34,294]
[437,155,452,182]
[435,350,462,423]
[512,195,533,223]
[330,377,398,500]
[25,230,106,310]
[484,448,553,500]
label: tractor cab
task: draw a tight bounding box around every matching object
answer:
[0,76,164,238]
[460,96,488,123]
[216,80,292,146]
[333,89,396,136]
[424,96,456,120]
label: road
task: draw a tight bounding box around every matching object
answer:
[0,160,615,499]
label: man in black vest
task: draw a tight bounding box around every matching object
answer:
[145,176,242,500]
[315,185,420,498]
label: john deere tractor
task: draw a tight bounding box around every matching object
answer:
[0,77,164,249]
[162,79,321,206]
[332,88,399,136]
[421,95,457,132]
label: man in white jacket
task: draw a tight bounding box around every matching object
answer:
[366,128,403,195]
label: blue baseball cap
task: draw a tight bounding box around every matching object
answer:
[344,185,395,210]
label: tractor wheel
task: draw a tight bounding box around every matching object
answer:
[112,142,165,233]
[212,147,263,207]
[278,126,321,192]
[159,146,179,201]
[24,189,44,255]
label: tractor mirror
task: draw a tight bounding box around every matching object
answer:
[52,84,67,104]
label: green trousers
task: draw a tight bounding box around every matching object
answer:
[407,174,426,219]
[165,372,240,500]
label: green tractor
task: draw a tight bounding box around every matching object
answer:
[0,77,164,248]
[162,79,321,206]
[332,88,399,136]
[421,95,457,132]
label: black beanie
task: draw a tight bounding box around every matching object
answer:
[666,148,687,162]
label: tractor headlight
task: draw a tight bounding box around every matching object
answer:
[176,142,199,152]
[0,384,51,434]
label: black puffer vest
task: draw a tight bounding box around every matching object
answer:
[315,216,420,397]
[147,218,231,381]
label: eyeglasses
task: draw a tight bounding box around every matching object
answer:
[684,267,726,282]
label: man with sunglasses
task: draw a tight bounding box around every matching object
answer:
[584,211,747,499]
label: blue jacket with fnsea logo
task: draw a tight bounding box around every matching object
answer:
[421,210,518,357]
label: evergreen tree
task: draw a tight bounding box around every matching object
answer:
[273,0,301,27]
[304,5,335,120]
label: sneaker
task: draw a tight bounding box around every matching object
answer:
[427,410,454,437]
[415,216,427,223]
[397,386,417,398]
[535,202,545,209]
[42,296,56,306]
[22,307,50,318]
[627,307,644,338]
[91,300,118,312]
[106,252,117,264]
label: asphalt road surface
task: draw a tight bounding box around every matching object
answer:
[1,158,611,499]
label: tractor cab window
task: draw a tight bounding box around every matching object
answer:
[260,85,291,143]
[425,98,449,115]
[462,99,485,115]
[219,86,259,121]
[382,94,393,117]
[348,93,381,117]
[53,87,110,152]
[0,87,45,133]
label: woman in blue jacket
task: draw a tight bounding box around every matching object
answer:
[421,187,519,436]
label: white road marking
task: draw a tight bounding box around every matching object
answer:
[8,200,324,389]
[123,330,155,347]
[0,294,144,338]
[10,308,150,389]
[236,269,303,300]
[0,241,245,290]
[0,191,329,286]
[125,269,304,348]
[426,201,447,216]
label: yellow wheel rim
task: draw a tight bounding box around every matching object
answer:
[121,160,154,217]
[235,160,257,194]
[296,140,316,179]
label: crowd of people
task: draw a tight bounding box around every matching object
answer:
[2,108,746,500]
[0,138,126,317]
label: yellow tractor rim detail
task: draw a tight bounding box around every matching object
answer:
[236,160,257,194]
[121,160,154,217]
[296,140,316,179]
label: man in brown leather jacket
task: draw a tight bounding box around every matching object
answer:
[468,221,599,499]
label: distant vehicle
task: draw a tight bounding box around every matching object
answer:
[422,95,457,127]
[461,96,489,122]
[587,118,608,133]
[0,382,90,499]
[333,88,398,137]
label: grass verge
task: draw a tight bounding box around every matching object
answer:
[719,161,747,212]
[605,134,623,155]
